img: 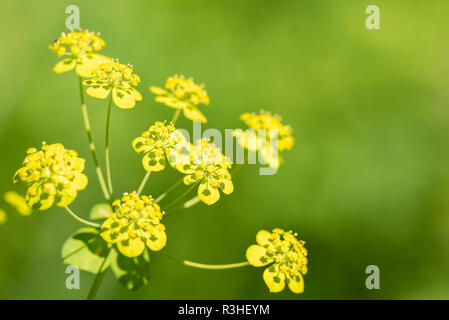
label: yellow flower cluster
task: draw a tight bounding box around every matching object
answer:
[175,139,233,205]
[13,143,88,210]
[150,75,210,123]
[4,191,32,216]
[246,228,308,293]
[49,30,110,77]
[132,121,184,172]
[100,192,167,258]
[83,60,142,109]
[234,110,294,168]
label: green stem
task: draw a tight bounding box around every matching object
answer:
[64,206,100,228]
[105,94,114,195]
[163,253,249,270]
[171,109,181,124]
[163,182,198,210]
[78,76,111,201]
[86,251,110,300]
[184,260,250,270]
[155,177,184,203]
[137,171,151,195]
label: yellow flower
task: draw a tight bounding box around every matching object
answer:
[49,29,111,77]
[4,191,32,216]
[246,228,308,294]
[100,192,167,258]
[175,139,233,205]
[83,59,142,109]
[13,143,88,210]
[132,121,185,172]
[150,75,209,123]
[0,209,7,224]
[234,110,294,168]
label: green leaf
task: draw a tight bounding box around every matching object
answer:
[61,227,112,274]
[89,203,113,220]
[110,249,150,291]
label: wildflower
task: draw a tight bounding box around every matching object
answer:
[176,139,233,205]
[13,143,88,210]
[234,110,294,168]
[132,121,185,172]
[0,209,6,224]
[246,228,308,293]
[4,191,32,216]
[100,192,167,258]
[83,60,142,109]
[49,29,111,77]
[150,75,209,123]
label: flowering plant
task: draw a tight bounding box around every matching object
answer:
[2,29,307,299]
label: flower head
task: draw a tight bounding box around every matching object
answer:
[100,192,167,258]
[176,139,233,205]
[234,110,294,168]
[4,191,32,216]
[132,121,185,172]
[150,75,209,123]
[49,29,111,77]
[246,228,308,293]
[83,59,142,109]
[13,143,88,210]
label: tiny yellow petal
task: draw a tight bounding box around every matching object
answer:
[117,233,145,258]
[263,264,286,293]
[53,58,76,73]
[246,245,271,267]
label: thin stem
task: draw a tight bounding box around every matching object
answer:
[137,171,151,195]
[171,109,181,124]
[163,253,249,270]
[163,182,198,210]
[86,251,110,300]
[184,260,250,270]
[78,76,111,201]
[155,177,184,203]
[64,206,100,228]
[105,94,114,195]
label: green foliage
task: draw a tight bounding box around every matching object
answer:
[61,227,111,274]
[110,249,151,291]
[89,203,113,220]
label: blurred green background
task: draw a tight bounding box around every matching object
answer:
[1,0,449,299]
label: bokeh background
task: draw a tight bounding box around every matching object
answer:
[1,0,449,299]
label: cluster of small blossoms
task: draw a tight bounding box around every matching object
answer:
[13,143,88,210]
[48,30,105,57]
[176,139,233,205]
[132,121,185,172]
[150,75,210,123]
[234,110,294,168]
[100,192,167,258]
[83,59,142,109]
[49,30,110,77]
[246,228,308,293]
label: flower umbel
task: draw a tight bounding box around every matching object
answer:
[176,139,233,205]
[13,143,88,210]
[4,191,32,216]
[132,121,185,172]
[246,228,308,293]
[150,75,210,123]
[100,192,167,258]
[83,59,142,109]
[234,110,294,168]
[49,29,111,77]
